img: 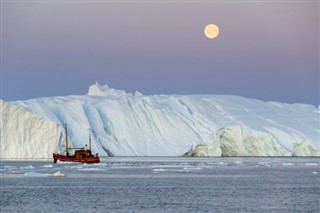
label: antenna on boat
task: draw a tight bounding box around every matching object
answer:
[89,129,92,151]
[65,123,69,156]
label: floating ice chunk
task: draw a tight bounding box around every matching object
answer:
[304,163,318,166]
[218,162,228,166]
[312,171,318,175]
[282,162,295,166]
[78,168,104,171]
[258,161,271,166]
[24,172,51,177]
[152,169,168,172]
[42,164,53,168]
[183,167,203,171]
[20,165,35,170]
[53,171,65,177]
[24,171,65,177]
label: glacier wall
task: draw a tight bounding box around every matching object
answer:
[2,83,320,158]
[184,126,320,157]
[0,100,61,159]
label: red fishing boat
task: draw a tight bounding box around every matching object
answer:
[53,125,100,164]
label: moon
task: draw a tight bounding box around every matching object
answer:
[204,24,219,39]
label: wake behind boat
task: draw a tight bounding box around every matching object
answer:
[53,125,100,164]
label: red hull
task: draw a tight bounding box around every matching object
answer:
[53,153,100,164]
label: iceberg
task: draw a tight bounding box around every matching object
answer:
[0,99,61,159]
[1,83,319,158]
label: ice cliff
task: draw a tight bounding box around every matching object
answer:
[1,83,319,159]
[0,100,61,159]
[184,126,320,157]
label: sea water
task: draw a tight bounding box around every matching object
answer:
[0,157,319,213]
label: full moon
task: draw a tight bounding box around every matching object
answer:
[204,24,219,39]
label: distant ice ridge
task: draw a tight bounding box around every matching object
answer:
[87,82,129,97]
[87,82,142,97]
[1,82,320,159]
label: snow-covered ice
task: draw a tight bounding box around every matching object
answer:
[1,82,319,158]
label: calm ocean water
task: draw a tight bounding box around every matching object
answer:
[1,157,319,213]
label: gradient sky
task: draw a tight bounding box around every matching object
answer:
[1,0,319,105]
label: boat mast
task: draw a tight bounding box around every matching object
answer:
[89,129,92,150]
[65,124,69,156]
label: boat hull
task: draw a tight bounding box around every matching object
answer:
[53,153,100,164]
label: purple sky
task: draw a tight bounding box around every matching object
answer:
[1,1,319,105]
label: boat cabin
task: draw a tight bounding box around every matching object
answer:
[74,149,97,159]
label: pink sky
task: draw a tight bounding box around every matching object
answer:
[1,1,319,105]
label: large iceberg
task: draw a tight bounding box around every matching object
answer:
[0,100,61,159]
[1,83,319,159]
